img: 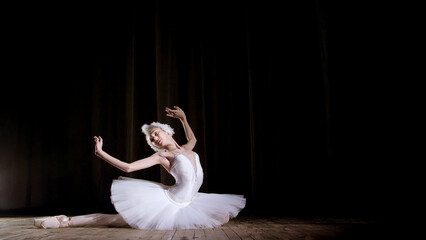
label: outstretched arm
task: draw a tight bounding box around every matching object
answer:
[165,106,197,150]
[93,136,167,173]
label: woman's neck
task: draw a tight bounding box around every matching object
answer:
[164,140,181,152]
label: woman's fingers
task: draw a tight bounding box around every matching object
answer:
[93,136,103,142]
[166,106,184,119]
[165,107,176,113]
[166,106,181,112]
[165,107,177,116]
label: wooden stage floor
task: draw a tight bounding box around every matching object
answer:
[0,215,385,240]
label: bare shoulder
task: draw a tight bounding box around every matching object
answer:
[181,143,196,151]
[180,149,197,161]
[157,152,176,164]
[155,152,174,172]
[158,151,173,159]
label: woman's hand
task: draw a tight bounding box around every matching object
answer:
[165,106,186,120]
[166,106,197,150]
[93,136,103,155]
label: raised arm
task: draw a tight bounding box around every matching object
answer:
[165,106,197,150]
[93,136,169,173]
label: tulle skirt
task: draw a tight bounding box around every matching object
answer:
[110,177,246,230]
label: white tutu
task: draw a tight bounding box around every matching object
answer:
[110,153,246,230]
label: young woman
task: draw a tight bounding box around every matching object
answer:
[34,106,246,230]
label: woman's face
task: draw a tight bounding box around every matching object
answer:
[149,127,170,149]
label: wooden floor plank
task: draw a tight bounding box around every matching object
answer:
[161,230,175,240]
[172,229,195,240]
[0,216,383,240]
[227,222,254,240]
[194,228,206,240]
[221,226,241,240]
[212,228,230,240]
[202,228,218,240]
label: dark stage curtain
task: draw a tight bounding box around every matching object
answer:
[1,0,398,219]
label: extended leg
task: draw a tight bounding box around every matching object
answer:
[70,213,129,227]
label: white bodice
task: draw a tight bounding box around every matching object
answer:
[166,153,203,206]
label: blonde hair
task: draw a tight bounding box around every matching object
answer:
[141,122,175,152]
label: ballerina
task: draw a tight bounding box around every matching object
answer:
[34,106,246,230]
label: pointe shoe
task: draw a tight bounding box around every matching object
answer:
[34,215,70,229]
